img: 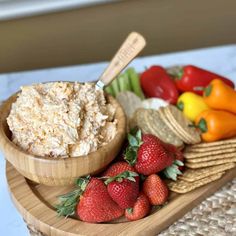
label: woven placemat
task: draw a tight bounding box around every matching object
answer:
[26,178,236,236]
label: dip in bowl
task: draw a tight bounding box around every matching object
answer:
[0,82,126,186]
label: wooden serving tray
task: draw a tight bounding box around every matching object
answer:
[6,161,236,236]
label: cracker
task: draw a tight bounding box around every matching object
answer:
[168,172,225,193]
[165,105,201,144]
[185,157,236,169]
[144,109,183,147]
[166,105,201,144]
[116,91,142,119]
[184,147,236,159]
[178,163,235,182]
[187,137,236,148]
[184,143,236,153]
[158,107,189,144]
[186,152,236,163]
[161,106,191,143]
[133,108,150,134]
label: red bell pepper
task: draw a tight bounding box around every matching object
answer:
[140,66,179,104]
[174,65,235,95]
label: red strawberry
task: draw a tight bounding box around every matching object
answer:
[143,174,169,205]
[125,130,183,179]
[105,171,139,209]
[77,178,124,223]
[142,133,163,144]
[135,137,173,175]
[103,161,135,177]
[163,143,185,171]
[125,193,150,221]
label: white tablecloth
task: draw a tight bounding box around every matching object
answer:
[0,45,236,235]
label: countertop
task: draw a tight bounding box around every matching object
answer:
[0,45,236,235]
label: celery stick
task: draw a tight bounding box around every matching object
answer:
[110,78,120,97]
[118,73,131,92]
[127,67,145,99]
[105,85,115,97]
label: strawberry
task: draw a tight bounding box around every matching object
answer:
[105,171,139,209]
[163,143,185,171]
[125,193,150,221]
[77,178,124,222]
[103,161,135,177]
[125,130,183,179]
[162,143,184,180]
[143,174,169,205]
[56,177,124,223]
[136,139,173,175]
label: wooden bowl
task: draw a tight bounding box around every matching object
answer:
[0,93,126,186]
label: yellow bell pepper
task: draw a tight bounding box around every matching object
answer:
[177,92,209,121]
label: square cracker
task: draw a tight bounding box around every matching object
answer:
[184,143,236,154]
[185,152,236,163]
[168,172,225,193]
[187,137,236,148]
[178,163,235,182]
[185,157,236,168]
[184,148,236,159]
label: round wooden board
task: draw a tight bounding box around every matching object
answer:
[6,161,236,236]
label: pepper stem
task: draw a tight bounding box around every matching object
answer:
[173,68,184,80]
[204,85,212,97]
[198,118,208,133]
[177,101,184,111]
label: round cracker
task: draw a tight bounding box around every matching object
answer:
[116,91,142,119]
[165,105,201,144]
[158,107,189,143]
[144,109,183,147]
[133,108,150,134]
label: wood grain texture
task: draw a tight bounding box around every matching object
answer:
[6,162,236,236]
[0,93,126,186]
[99,32,146,86]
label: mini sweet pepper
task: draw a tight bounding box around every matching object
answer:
[177,92,209,121]
[140,66,179,104]
[173,65,234,95]
[195,110,236,142]
[203,79,236,114]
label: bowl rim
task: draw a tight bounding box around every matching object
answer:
[0,89,126,164]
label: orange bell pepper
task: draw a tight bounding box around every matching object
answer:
[203,79,236,114]
[195,110,236,142]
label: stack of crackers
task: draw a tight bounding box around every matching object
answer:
[133,104,236,194]
[168,138,236,193]
[133,105,201,147]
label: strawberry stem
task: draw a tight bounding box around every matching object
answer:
[125,129,143,166]
[56,176,90,217]
[104,171,139,185]
[163,160,183,181]
[126,208,133,214]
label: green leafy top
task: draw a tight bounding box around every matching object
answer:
[55,176,90,217]
[124,128,143,166]
[163,160,184,181]
[104,171,139,185]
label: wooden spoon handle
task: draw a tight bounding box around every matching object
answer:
[96,32,146,88]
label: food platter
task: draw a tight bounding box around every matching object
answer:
[6,161,236,236]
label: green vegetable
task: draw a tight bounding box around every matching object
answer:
[127,67,145,99]
[110,78,120,97]
[104,67,145,99]
[105,86,115,97]
[118,73,131,92]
